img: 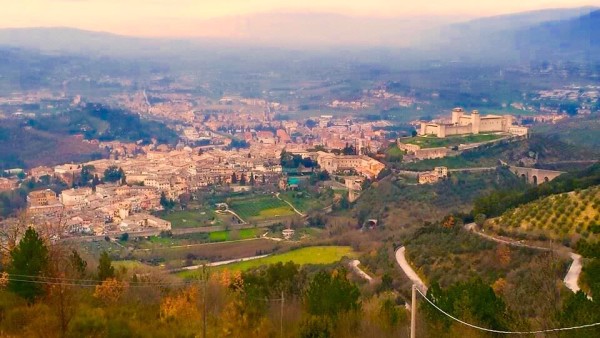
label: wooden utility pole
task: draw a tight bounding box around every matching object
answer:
[202,264,208,338]
[280,290,284,338]
[411,284,417,338]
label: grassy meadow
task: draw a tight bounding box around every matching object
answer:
[178,246,357,278]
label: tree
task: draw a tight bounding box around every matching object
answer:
[120,170,127,186]
[94,278,127,304]
[424,279,509,332]
[299,316,333,338]
[231,172,238,184]
[442,215,456,229]
[249,173,255,186]
[305,269,360,318]
[97,251,115,281]
[69,249,87,278]
[411,130,418,137]
[559,291,600,337]
[496,244,511,267]
[342,143,356,155]
[239,173,247,186]
[80,165,94,186]
[103,166,124,183]
[305,119,318,129]
[160,192,175,210]
[474,213,487,228]
[8,227,49,301]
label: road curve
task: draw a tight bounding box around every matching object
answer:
[564,253,584,294]
[349,260,373,283]
[464,223,586,296]
[395,247,427,293]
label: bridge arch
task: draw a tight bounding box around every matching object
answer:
[509,166,564,185]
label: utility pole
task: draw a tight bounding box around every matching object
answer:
[411,284,417,338]
[202,264,208,338]
[280,290,284,338]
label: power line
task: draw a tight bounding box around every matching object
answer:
[415,287,600,334]
[4,273,193,286]
[2,276,193,288]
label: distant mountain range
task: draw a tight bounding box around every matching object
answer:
[0,7,597,64]
[420,7,599,62]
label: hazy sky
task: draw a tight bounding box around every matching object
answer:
[2,0,597,36]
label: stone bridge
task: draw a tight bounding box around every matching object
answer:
[509,166,565,185]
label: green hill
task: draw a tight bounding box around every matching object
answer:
[489,186,600,243]
[354,167,526,227]
[402,133,598,171]
[0,103,178,169]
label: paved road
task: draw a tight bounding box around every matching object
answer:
[464,223,551,251]
[349,260,373,283]
[464,223,586,296]
[447,167,497,172]
[395,247,427,293]
[564,253,584,294]
[174,254,271,272]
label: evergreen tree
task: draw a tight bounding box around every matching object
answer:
[305,269,360,318]
[249,173,255,186]
[69,249,87,278]
[231,172,238,184]
[240,173,247,186]
[97,251,115,281]
[8,227,49,301]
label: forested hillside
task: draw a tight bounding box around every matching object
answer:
[0,103,177,169]
[354,167,526,227]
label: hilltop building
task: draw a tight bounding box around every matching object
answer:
[418,166,448,184]
[419,108,528,138]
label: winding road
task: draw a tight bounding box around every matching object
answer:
[349,260,373,283]
[395,247,427,293]
[396,225,588,297]
[463,223,584,295]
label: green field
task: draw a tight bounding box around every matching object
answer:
[178,246,356,278]
[229,195,296,221]
[208,228,259,242]
[401,133,504,149]
[157,209,216,228]
[279,191,326,213]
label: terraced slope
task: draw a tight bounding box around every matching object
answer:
[490,186,600,242]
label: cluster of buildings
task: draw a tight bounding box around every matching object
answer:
[27,183,169,237]
[418,167,448,184]
[0,177,19,192]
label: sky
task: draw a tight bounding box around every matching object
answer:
[1,0,597,37]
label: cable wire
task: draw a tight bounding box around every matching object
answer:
[415,287,600,334]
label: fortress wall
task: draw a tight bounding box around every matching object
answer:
[458,116,473,126]
[479,117,507,133]
[421,124,441,136]
[442,124,472,136]
[414,147,449,160]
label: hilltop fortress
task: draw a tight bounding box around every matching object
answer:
[419,108,528,138]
